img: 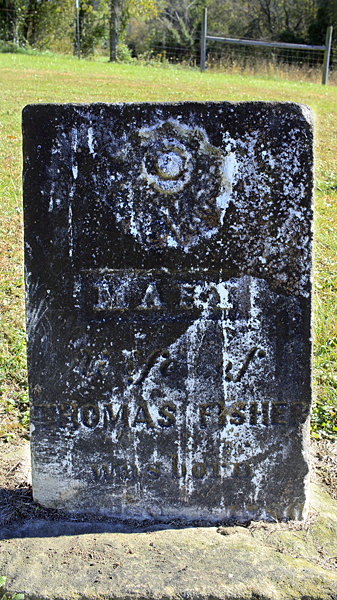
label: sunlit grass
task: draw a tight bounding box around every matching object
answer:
[0,51,337,439]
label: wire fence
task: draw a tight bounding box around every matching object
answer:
[132,39,337,85]
[0,6,337,85]
[204,41,337,83]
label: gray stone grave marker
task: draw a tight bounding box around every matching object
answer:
[23,102,313,521]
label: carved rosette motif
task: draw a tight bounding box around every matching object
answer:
[115,121,234,250]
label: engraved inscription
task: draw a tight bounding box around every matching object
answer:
[84,271,236,314]
[24,102,313,522]
[32,399,308,431]
[224,348,266,383]
[91,456,253,482]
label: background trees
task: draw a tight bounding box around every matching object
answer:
[309,0,337,43]
[0,0,335,57]
[109,0,158,60]
[126,0,336,62]
[0,0,18,42]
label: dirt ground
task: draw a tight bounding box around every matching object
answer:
[1,434,337,600]
[0,433,336,531]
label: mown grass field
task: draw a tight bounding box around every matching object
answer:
[0,52,337,440]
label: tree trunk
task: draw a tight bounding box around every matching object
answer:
[109,0,119,61]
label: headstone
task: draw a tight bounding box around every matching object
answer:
[23,102,313,522]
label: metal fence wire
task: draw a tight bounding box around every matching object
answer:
[0,6,336,85]
[200,8,334,85]
[205,42,337,70]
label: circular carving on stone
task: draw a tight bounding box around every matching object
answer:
[155,151,183,179]
[114,120,236,250]
[142,143,192,194]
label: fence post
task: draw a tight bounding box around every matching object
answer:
[322,26,333,85]
[75,0,80,59]
[201,8,207,72]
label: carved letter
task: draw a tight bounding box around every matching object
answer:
[120,464,138,479]
[158,403,176,427]
[132,402,155,428]
[218,401,228,427]
[200,402,218,427]
[290,402,308,425]
[262,402,269,425]
[232,462,251,478]
[225,348,258,383]
[81,404,100,428]
[211,462,221,477]
[271,402,287,425]
[172,455,186,478]
[103,403,129,428]
[92,464,114,481]
[204,286,221,309]
[146,464,160,478]
[230,401,246,425]
[179,283,195,309]
[138,284,162,309]
[249,402,258,425]
[59,402,79,428]
[135,349,166,385]
[192,463,206,478]
[159,358,176,376]
[32,404,57,428]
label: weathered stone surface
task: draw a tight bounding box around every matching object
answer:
[22,102,314,521]
[1,481,337,600]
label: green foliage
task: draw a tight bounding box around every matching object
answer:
[0,0,335,61]
[309,0,337,44]
[0,1,17,42]
[206,0,319,43]
[311,186,337,440]
[0,575,25,600]
[131,0,203,60]
[75,1,107,57]
[0,40,33,53]
[116,41,133,62]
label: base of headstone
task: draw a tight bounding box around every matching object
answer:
[0,466,336,600]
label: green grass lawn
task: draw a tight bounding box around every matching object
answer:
[1,52,337,439]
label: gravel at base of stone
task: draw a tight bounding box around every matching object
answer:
[0,441,337,600]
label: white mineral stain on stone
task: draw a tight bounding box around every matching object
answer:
[71,127,78,152]
[32,473,85,507]
[48,182,55,212]
[216,152,238,225]
[87,126,96,156]
[166,235,178,248]
[156,151,183,178]
[68,204,73,257]
[25,289,49,341]
[221,126,313,297]
[300,103,315,127]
